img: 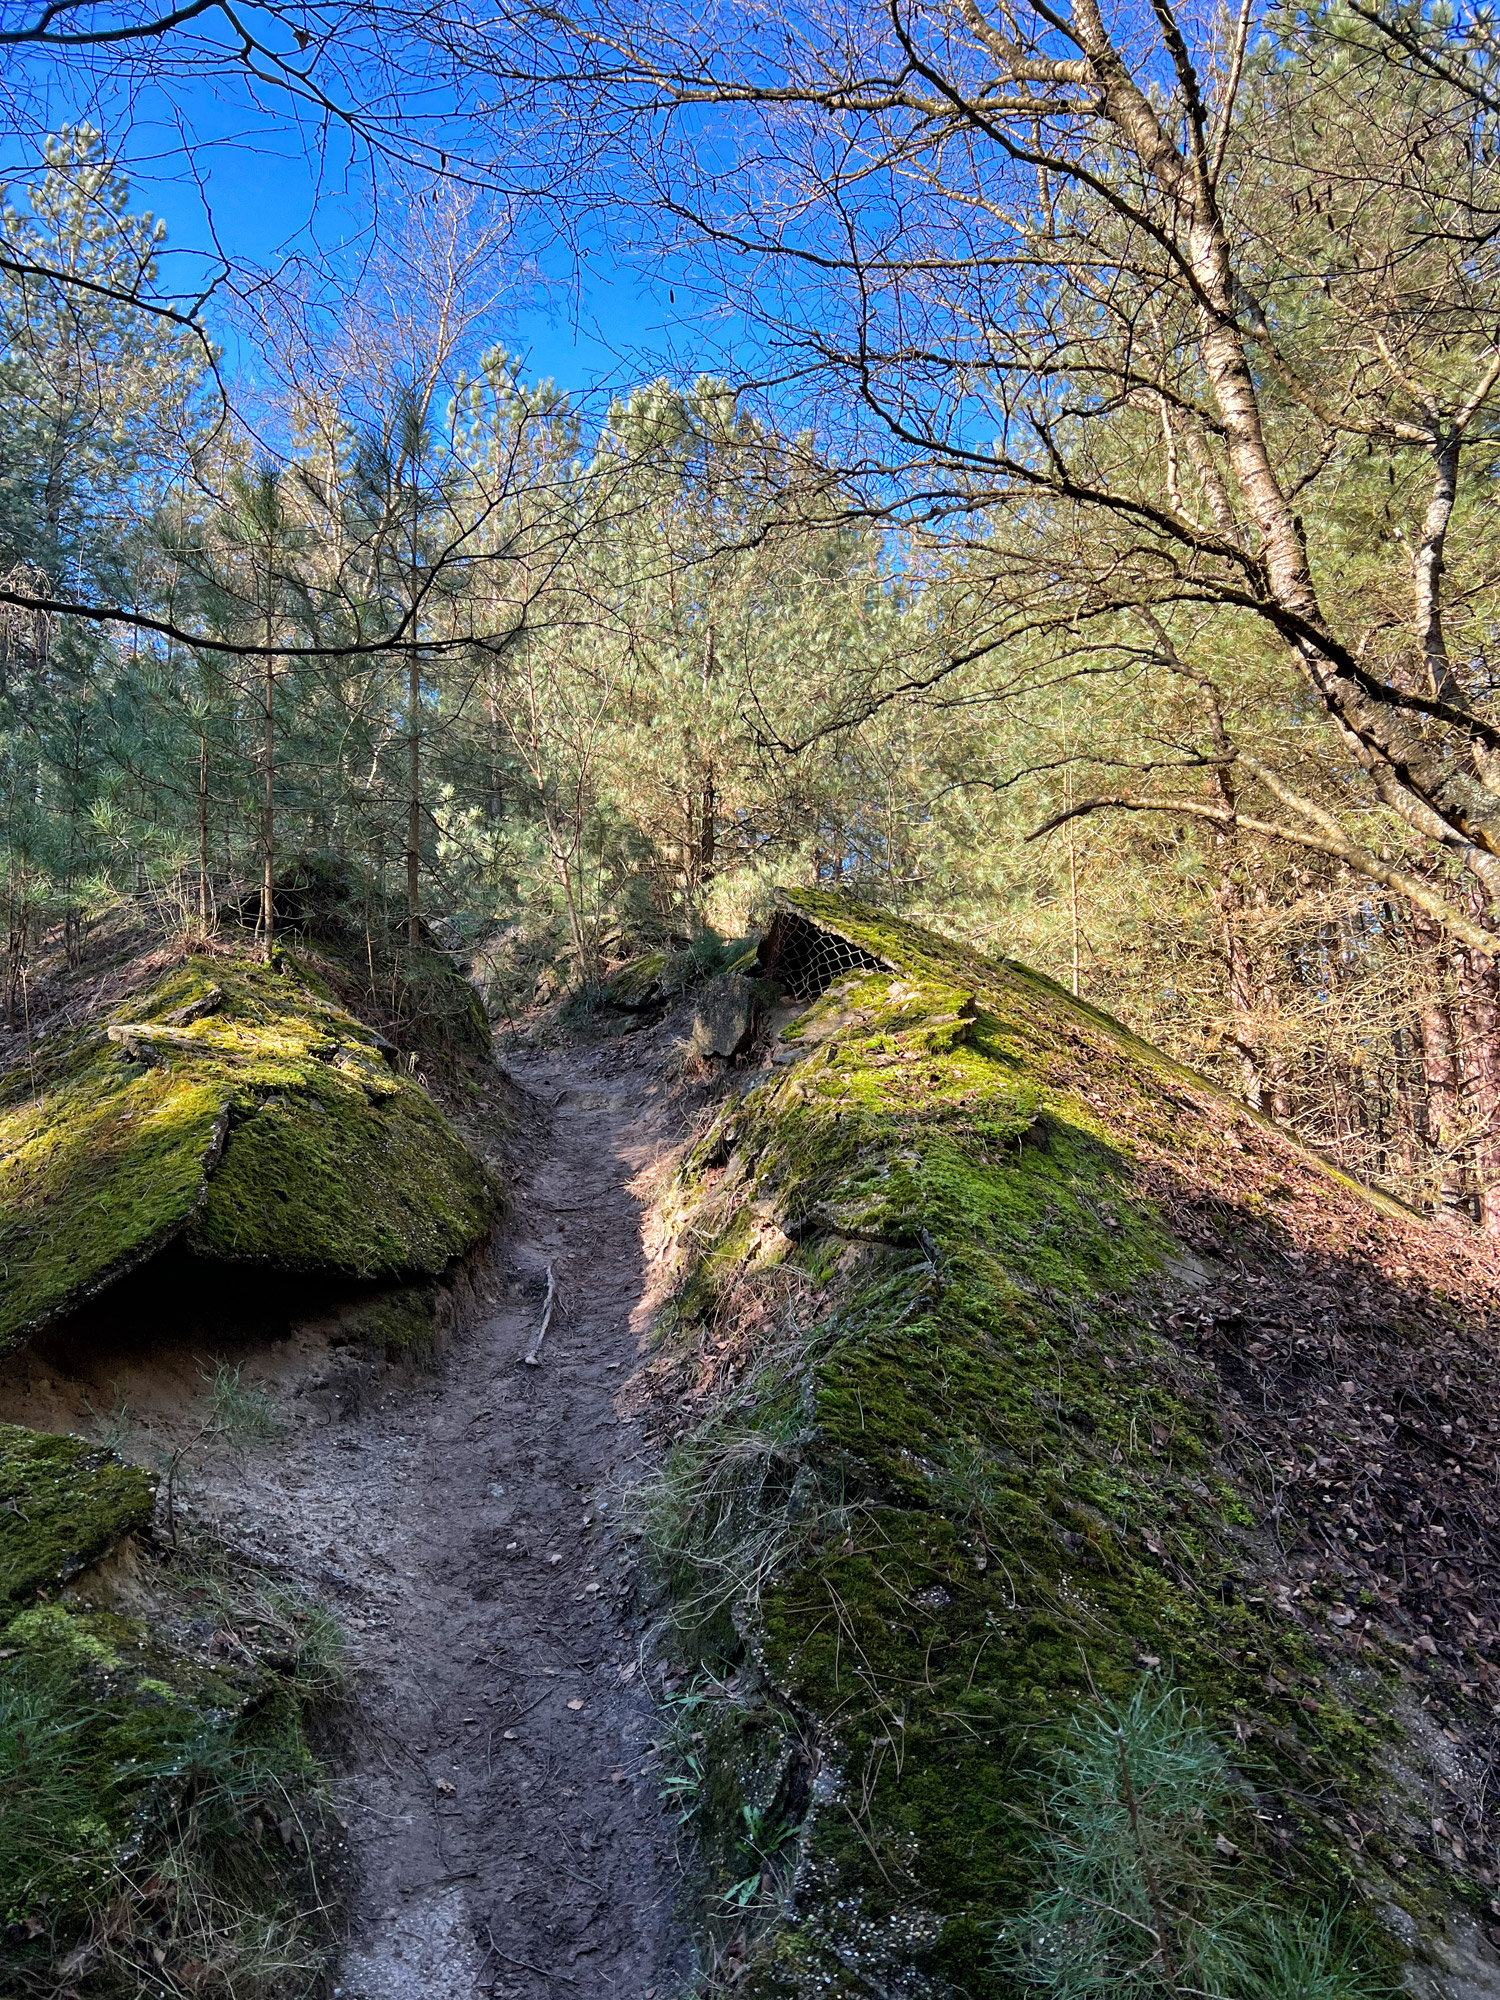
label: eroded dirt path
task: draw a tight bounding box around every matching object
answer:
[0,1032,694,1996]
[225,1048,690,1999]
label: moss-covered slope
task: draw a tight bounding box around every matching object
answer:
[0,1424,339,1995]
[0,947,498,1352]
[650,890,1500,1998]
[0,1030,230,1347]
[0,1424,155,1607]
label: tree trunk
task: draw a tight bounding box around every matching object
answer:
[1459,934,1500,1235]
[1413,915,1467,1214]
[64,719,84,967]
[1065,762,1082,998]
[1073,4,1500,907]
[548,816,590,983]
[261,650,275,962]
[198,731,211,936]
[487,663,503,821]
[1252,879,1291,1123]
[700,765,716,884]
[1206,736,1262,1106]
[407,649,421,950]
[699,624,716,887]
[4,886,22,1031]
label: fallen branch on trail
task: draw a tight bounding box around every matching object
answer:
[523,1265,557,1367]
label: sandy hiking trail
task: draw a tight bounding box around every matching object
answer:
[0,1038,694,2000]
[319,1044,688,1999]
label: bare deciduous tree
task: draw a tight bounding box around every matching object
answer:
[441,0,1500,955]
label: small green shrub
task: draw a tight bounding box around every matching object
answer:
[1002,1684,1394,2000]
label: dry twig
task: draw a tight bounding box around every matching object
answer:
[523,1264,557,1366]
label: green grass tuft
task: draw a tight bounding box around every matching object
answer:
[0,1500,342,1997]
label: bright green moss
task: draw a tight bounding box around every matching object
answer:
[0,1425,155,1613]
[775,887,1409,1221]
[192,1066,492,1277]
[649,895,1430,1997]
[0,1034,230,1349]
[0,1441,339,1988]
[0,947,499,1347]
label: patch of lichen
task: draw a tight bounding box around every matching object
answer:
[0,1425,156,1613]
[649,901,1425,1996]
[0,947,498,1349]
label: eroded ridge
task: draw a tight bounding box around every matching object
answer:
[637,889,1500,2000]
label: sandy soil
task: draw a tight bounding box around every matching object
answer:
[0,1035,699,2000]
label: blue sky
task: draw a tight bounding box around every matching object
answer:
[167,136,679,399]
[13,63,706,405]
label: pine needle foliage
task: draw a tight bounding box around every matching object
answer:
[1002,1684,1395,2000]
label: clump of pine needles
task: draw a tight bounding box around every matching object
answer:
[1002,1682,1397,2000]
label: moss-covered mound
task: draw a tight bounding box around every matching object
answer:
[0,1423,339,1996]
[0,948,499,1353]
[0,1026,230,1347]
[0,1424,155,1606]
[600,934,761,1017]
[649,890,1500,1998]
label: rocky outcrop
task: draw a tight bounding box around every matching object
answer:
[690,972,779,1059]
[0,946,499,1353]
[600,935,761,1022]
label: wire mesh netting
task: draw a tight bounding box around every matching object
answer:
[762,912,888,1001]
